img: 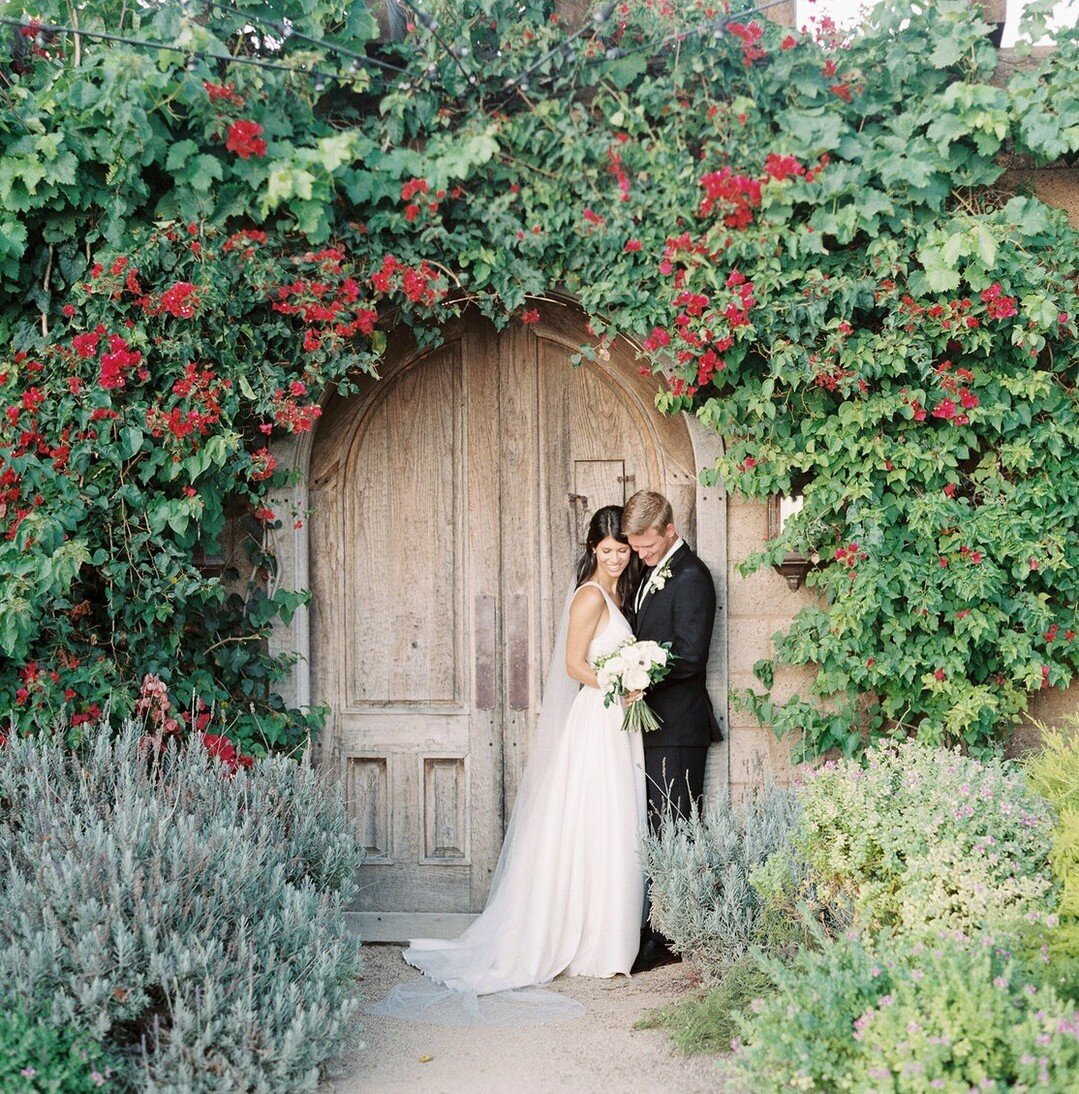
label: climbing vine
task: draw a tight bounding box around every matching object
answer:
[1,0,1077,757]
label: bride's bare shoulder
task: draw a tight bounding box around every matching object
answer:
[569,583,606,623]
[570,582,605,611]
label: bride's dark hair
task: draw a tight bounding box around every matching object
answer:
[575,504,642,606]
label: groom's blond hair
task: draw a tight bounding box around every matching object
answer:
[622,490,674,535]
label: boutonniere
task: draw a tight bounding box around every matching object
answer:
[652,562,673,591]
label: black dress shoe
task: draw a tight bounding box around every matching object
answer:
[631,936,681,975]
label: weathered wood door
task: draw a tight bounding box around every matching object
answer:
[309,305,697,940]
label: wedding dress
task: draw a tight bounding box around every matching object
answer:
[369,582,646,1024]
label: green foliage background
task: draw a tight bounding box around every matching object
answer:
[1,0,1077,756]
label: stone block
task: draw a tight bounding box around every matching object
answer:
[727,616,779,674]
[727,562,820,617]
[770,663,819,705]
[727,498,769,563]
[728,726,800,784]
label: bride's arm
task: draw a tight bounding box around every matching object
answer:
[565,586,605,688]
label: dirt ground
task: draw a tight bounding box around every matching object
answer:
[322,943,737,1094]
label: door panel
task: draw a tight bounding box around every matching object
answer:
[344,349,461,706]
[310,307,698,939]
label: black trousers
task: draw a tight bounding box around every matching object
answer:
[644,745,709,832]
[641,745,709,945]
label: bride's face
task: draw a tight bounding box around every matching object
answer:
[593,536,632,580]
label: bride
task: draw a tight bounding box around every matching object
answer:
[377,505,647,1012]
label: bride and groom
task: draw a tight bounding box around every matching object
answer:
[388,489,720,1007]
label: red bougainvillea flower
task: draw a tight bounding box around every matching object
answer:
[834,543,867,569]
[98,334,142,390]
[981,282,1019,319]
[158,281,199,318]
[520,309,540,324]
[225,119,267,159]
[642,327,671,351]
[73,331,101,358]
[204,80,244,106]
[201,732,255,776]
[728,21,766,65]
[624,239,642,253]
[222,228,268,253]
[698,168,762,227]
[249,447,278,482]
[763,154,805,182]
[401,178,429,200]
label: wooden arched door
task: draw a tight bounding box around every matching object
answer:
[309,304,699,939]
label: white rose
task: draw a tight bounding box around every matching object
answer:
[602,653,630,678]
[623,666,650,692]
[635,641,668,666]
[597,666,618,692]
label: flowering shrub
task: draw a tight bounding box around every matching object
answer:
[0,226,444,753]
[755,741,1055,941]
[640,5,1079,755]
[0,718,365,1089]
[731,931,1079,1092]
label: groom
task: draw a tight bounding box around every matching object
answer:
[623,489,721,974]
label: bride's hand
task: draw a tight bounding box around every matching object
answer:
[622,690,644,706]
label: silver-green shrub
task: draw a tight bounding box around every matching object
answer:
[0,720,364,1092]
[639,783,800,979]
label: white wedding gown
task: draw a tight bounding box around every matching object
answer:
[371,582,646,1021]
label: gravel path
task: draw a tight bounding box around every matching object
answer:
[322,944,734,1094]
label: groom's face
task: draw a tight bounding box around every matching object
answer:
[627,523,677,568]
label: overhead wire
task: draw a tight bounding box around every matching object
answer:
[2,0,803,102]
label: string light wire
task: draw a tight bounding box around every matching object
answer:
[580,0,797,69]
[0,14,347,83]
[197,0,414,82]
[390,0,478,87]
[3,1,800,101]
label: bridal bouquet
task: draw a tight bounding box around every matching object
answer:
[593,639,673,733]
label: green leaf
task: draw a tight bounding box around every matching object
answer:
[119,426,144,460]
[182,154,224,193]
[604,52,649,89]
[971,223,998,267]
[165,140,199,173]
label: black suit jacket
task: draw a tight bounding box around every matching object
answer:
[631,543,722,748]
